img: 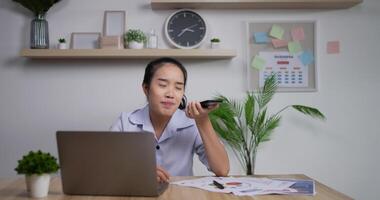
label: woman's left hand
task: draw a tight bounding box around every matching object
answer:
[185,101,218,120]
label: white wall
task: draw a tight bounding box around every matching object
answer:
[1,0,379,199]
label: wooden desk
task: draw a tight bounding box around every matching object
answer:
[0,174,353,200]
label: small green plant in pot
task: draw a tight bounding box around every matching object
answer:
[210,38,220,49]
[124,29,147,49]
[15,150,59,198]
[209,74,325,175]
[58,38,66,49]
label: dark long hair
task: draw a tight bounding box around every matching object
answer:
[143,57,187,110]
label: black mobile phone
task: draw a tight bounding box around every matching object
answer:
[200,100,223,108]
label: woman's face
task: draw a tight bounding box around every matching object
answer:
[144,63,185,117]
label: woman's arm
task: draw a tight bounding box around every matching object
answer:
[186,101,230,177]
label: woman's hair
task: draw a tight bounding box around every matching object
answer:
[143,57,188,110]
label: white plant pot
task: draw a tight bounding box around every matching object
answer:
[128,41,144,49]
[211,42,220,49]
[58,43,67,49]
[25,174,51,198]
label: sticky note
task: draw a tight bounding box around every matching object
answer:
[251,55,266,70]
[327,41,340,54]
[299,51,314,66]
[291,27,305,41]
[288,41,302,55]
[254,32,269,44]
[272,39,288,48]
[269,25,285,39]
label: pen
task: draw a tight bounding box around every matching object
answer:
[213,180,224,189]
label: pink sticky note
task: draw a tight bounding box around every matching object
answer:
[291,27,305,41]
[327,41,340,54]
[272,39,288,48]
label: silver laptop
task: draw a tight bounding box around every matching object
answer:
[56,131,168,197]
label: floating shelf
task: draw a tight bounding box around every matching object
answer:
[151,0,363,9]
[20,49,236,59]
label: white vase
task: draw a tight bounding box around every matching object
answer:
[25,174,51,198]
[128,41,144,49]
[58,43,67,49]
[211,42,220,49]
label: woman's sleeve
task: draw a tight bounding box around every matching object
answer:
[109,113,124,131]
[194,130,211,170]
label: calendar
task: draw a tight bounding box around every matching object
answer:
[258,51,308,88]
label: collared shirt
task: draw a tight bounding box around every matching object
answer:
[110,105,209,176]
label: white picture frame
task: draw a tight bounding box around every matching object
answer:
[70,32,101,49]
[246,20,318,92]
[103,10,126,36]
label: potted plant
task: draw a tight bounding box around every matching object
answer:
[210,38,220,49]
[15,150,59,198]
[12,0,61,49]
[124,29,147,49]
[58,38,66,49]
[209,74,325,175]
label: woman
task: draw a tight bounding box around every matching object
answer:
[110,57,229,182]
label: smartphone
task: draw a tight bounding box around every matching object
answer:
[200,100,223,108]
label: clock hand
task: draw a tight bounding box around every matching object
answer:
[177,25,198,37]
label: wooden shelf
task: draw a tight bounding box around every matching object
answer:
[151,0,363,9]
[20,49,236,59]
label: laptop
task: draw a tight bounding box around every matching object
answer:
[56,131,168,197]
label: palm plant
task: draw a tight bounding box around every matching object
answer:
[209,74,325,175]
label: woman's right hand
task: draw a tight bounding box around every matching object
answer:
[157,166,170,183]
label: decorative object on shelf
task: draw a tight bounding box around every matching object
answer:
[70,32,101,49]
[58,38,67,49]
[103,10,126,37]
[209,74,325,175]
[15,150,59,198]
[147,29,158,48]
[164,9,207,49]
[210,38,220,49]
[100,36,122,49]
[124,29,147,49]
[12,0,61,49]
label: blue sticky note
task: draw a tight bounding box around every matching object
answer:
[254,32,269,44]
[299,51,314,66]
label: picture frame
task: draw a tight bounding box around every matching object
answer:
[246,20,318,92]
[70,32,101,49]
[103,10,126,36]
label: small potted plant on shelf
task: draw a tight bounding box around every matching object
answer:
[210,38,220,49]
[15,150,59,198]
[58,38,66,49]
[124,29,147,49]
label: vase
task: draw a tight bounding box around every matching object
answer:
[211,42,220,49]
[128,41,144,49]
[25,174,51,198]
[31,13,49,49]
[246,146,257,176]
[58,43,67,49]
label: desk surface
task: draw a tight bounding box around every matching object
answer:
[0,174,352,200]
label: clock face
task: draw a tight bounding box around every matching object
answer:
[165,10,207,49]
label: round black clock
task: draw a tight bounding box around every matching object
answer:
[164,9,207,49]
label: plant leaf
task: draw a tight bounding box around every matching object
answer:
[257,73,277,109]
[292,105,326,120]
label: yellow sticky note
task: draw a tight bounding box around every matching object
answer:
[251,55,266,70]
[288,41,302,55]
[269,25,285,40]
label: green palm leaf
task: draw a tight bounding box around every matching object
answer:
[292,105,326,120]
[257,73,277,108]
[13,0,61,15]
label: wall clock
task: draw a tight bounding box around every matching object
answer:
[164,9,207,49]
